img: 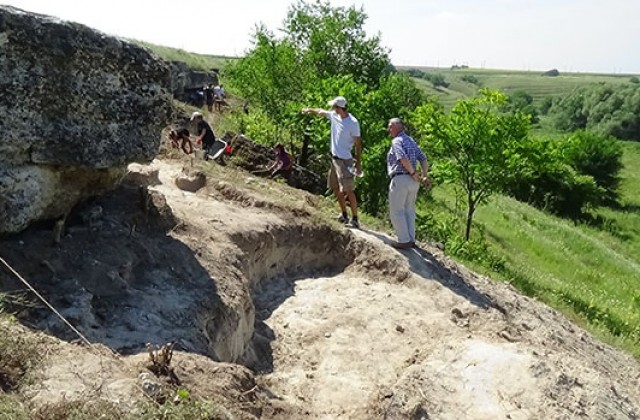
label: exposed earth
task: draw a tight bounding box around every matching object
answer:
[1,154,640,419]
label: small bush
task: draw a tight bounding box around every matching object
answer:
[460,74,479,85]
[630,76,639,84]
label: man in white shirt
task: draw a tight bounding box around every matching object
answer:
[302,96,362,228]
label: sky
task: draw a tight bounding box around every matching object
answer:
[2,0,640,74]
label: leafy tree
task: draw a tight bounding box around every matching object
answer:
[551,83,640,140]
[226,26,311,140]
[562,130,623,203]
[503,136,603,219]
[411,89,531,240]
[284,0,391,88]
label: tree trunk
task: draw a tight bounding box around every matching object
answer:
[465,194,475,241]
[299,132,312,167]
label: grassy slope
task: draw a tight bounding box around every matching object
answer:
[403,66,633,109]
[422,141,640,356]
[131,40,236,71]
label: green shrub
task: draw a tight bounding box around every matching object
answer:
[503,137,603,219]
[562,130,623,203]
[460,74,479,85]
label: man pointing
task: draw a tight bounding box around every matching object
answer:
[302,96,362,228]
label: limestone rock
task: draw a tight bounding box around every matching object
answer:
[0,6,174,234]
[175,170,206,192]
[125,163,161,187]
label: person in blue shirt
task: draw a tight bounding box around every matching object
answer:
[386,118,431,249]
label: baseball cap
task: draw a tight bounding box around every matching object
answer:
[190,111,203,121]
[328,96,347,108]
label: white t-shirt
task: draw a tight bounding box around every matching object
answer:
[326,111,360,159]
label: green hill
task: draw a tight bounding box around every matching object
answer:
[402,66,635,109]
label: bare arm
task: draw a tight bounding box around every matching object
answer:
[301,107,329,117]
[354,136,362,170]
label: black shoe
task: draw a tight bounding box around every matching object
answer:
[337,213,348,224]
[392,242,412,249]
[350,218,360,229]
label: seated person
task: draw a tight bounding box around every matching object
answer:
[168,127,194,154]
[268,144,293,180]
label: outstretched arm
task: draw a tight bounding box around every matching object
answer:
[302,107,329,117]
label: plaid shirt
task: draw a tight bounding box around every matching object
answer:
[387,132,427,177]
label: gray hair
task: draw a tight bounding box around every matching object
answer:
[388,118,404,129]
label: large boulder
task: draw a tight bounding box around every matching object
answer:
[0,6,174,234]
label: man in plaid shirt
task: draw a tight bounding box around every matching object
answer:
[386,118,430,249]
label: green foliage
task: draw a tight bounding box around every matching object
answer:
[562,130,623,202]
[285,0,391,88]
[630,76,640,84]
[226,28,310,131]
[503,136,603,219]
[507,90,539,123]
[460,74,479,85]
[539,96,554,115]
[551,83,640,140]
[227,1,425,215]
[411,89,531,240]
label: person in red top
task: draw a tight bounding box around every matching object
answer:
[268,143,293,181]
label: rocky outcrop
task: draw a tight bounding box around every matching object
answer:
[0,6,174,234]
[169,60,218,96]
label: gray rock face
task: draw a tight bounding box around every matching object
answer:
[0,6,174,234]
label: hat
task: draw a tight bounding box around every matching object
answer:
[328,96,347,108]
[190,111,203,121]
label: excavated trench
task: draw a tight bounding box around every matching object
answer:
[0,186,395,366]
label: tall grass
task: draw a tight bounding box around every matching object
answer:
[418,141,640,356]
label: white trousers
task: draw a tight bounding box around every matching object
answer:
[389,174,420,243]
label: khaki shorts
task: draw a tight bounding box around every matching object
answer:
[327,157,355,193]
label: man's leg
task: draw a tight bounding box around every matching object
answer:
[333,187,348,214]
[405,181,420,243]
[345,190,358,218]
[328,163,348,218]
[389,176,411,243]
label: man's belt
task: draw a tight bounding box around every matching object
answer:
[390,172,410,179]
